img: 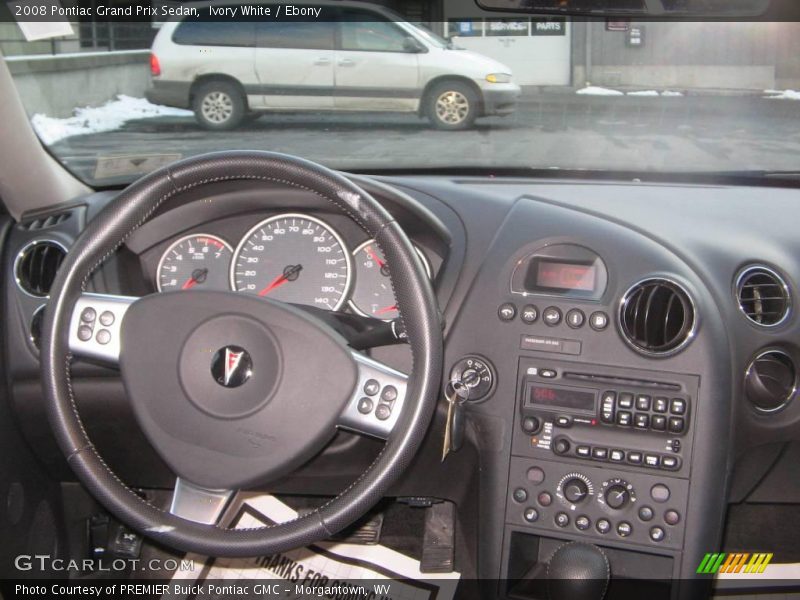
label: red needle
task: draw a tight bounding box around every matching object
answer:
[181,278,198,290]
[374,304,397,315]
[365,245,386,269]
[258,273,290,296]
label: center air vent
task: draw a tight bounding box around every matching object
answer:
[15,240,66,297]
[736,266,790,327]
[745,350,797,413]
[619,278,695,356]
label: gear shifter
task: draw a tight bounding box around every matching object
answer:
[546,542,610,600]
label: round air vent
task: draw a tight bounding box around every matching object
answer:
[619,278,696,356]
[735,266,791,327]
[15,240,67,297]
[745,350,797,413]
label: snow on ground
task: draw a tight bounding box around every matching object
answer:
[576,86,625,96]
[764,89,800,100]
[626,90,660,97]
[576,87,684,97]
[660,90,684,97]
[31,95,192,145]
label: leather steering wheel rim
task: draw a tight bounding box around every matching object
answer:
[40,151,443,557]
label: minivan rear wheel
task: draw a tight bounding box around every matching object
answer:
[192,81,245,131]
[426,81,478,130]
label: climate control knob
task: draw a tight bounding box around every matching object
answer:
[599,478,636,511]
[563,478,589,504]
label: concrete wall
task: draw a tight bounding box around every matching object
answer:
[7,50,150,118]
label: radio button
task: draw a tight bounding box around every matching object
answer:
[566,309,585,329]
[592,447,608,461]
[627,451,643,465]
[618,393,634,409]
[616,411,632,427]
[543,307,562,326]
[553,438,571,455]
[498,303,517,321]
[668,417,685,433]
[651,415,667,431]
[653,397,669,413]
[634,413,650,429]
[670,398,687,415]
[522,416,541,434]
[520,305,539,324]
[576,445,591,458]
[661,455,680,470]
[539,368,557,379]
[644,454,661,468]
[609,449,625,462]
[636,395,652,411]
[600,391,616,423]
[555,415,572,427]
[589,311,609,331]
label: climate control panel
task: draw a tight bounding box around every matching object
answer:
[506,457,688,550]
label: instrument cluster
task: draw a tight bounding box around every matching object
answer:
[154,212,433,320]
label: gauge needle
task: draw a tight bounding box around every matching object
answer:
[366,245,386,269]
[374,304,397,316]
[181,268,208,290]
[258,264,303,296]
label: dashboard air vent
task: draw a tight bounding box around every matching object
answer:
[15,240,66,297]
[745,350,796,413]
[619,278,695,356]
[18,211,71,231]
[736,266,790,327]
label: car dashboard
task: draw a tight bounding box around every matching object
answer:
[4,172,800,598]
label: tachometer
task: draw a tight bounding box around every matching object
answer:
[349,240,432,320]
[157,234,233,292]
[231,214,352,310]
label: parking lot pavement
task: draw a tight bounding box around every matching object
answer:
[50,93,800,184]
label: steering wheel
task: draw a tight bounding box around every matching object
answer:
[40,151,442,557]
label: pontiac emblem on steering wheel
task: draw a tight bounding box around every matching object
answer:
[211,346,252,388]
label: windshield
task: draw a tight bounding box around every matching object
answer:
[5,9,800,186]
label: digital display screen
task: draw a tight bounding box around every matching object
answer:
[532,259,596,292]
[528,385,595,412]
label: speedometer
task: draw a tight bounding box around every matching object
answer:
[231,214,352,310]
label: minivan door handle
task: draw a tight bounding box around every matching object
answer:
[313,57,332,66]
[338,58,356,67]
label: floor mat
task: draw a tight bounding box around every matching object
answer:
[724,504,800,563]
[167,493,460,600]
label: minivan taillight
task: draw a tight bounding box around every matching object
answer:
[150,53,161,77]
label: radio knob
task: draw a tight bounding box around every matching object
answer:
[563,478,589,504]
[522,416,541,434]
[605,484,631,510]
[553,437,571,455]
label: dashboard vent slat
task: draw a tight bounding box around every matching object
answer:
[619,278,695,356]
[15,240,67,297]
[736,266,790,327]
[745,350,797,413]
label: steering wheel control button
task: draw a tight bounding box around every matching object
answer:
[589,311,609,331]
[380,385,398,403]
[96,329,112,345]
[513,488,528,503]
[363,379,380,396]
[617,522,633,537]
[638,506,654,521]
[575,515,591,531]
[357,398,374,414]
[566,309,585,329]
[650,484,671,503]
[210,345,253,389]
[596,519,611,535]
[527,467,546,484]
[537,491,553,507]
[554,512,570,528]
[498,303,516,321]
[77,325,93,341]
[99,311,115,326]
[375,404,392,421]
[543,307,562,326]
[81,307,96,322]
[520,305,539,324]
[650,526,666,542]
[664,509,681,526]
[523,507,539,523]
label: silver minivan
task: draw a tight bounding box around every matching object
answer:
[146,1,521,130]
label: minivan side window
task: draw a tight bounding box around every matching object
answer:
[257,20,335,50]
[339,11,409,53]
[173,18,256,47]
